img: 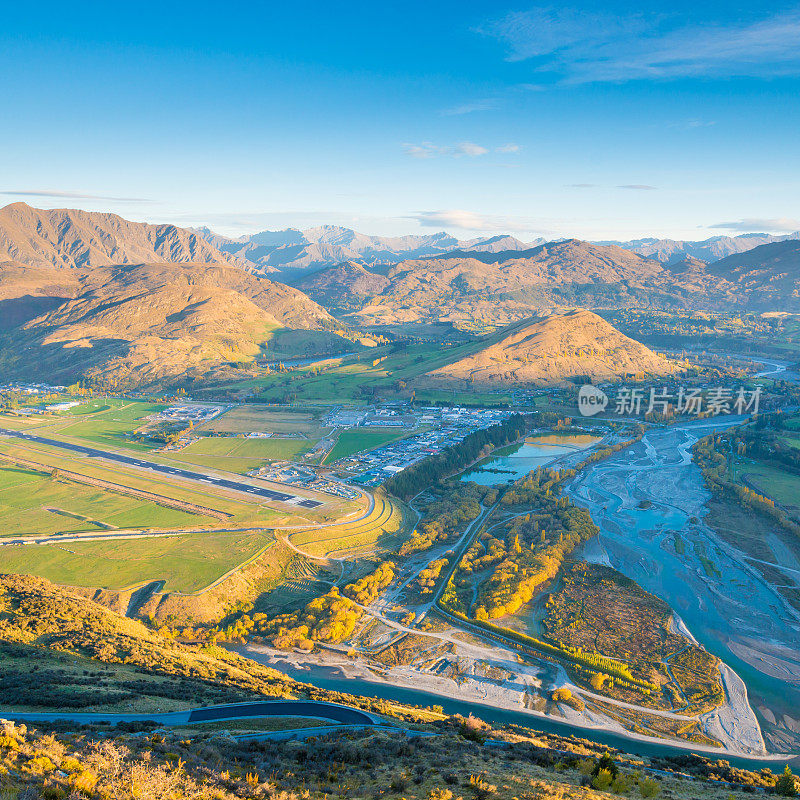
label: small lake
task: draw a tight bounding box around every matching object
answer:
[460,434,601,486]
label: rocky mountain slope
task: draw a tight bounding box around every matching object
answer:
[350,240,694,326]
[422,309,677,387]
[0,203,245,269]
[706,240,800,309]
[0,260,344,387]
[295,260,391,314]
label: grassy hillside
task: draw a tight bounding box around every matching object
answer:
[0,574,793,800]
[0,531,276,593]
[0,260,344,389]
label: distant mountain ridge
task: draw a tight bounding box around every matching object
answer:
[195,222,800,273]
[349,239,684,326]
[6,202,797,277]
[194,224,541,275]
[314,237,800,323]
[5,203,800,337]
[602,231,800,265]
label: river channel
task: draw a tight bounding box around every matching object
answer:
[563,416,800,754]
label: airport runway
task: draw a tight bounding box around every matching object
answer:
[0,428,323,508]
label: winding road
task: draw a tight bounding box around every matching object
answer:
[1,699,377,727]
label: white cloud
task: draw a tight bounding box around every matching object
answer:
[674,119,717,129]
[478,7,800,83]
[401,142,450,159]
[455,142,489,157]
[618,184,658,191]
[401,142,519,159]
[709,218,800,233]
[1,189,151,202]
[401,141,490,158]
[441,100,497,115]
[410,209,547,234]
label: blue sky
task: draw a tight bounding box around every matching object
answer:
[1,1,799,240]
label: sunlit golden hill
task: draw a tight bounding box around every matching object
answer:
[0,260,346,388]
[422,309,677,387]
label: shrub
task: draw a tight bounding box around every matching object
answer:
[390,773,408,791]
[638,776,661,797]
[24,755,56,774]
[468,774,497,800]
[591,769,613,791]
[68,770,99,794]
[459,715,488,744]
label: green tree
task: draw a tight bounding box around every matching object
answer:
[776,766,798,797]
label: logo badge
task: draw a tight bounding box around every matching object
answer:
[578,384,608,417]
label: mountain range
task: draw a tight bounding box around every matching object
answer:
[300,238,800,324]
[606,231,800,265]
[192,224,540,276]
[1,202,800,388]
[191,219,800,275]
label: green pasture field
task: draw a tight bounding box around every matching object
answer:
[52,399,165,451]
[740,460,800,517]
[170,436,310,472]
[324,428,406,463]
[61,398,114,416]
[1,399,162,449]
[0,464,213,536]
[214,339,494,404]
[260,327,356,359]
[777,430,800,449]
[0,530,275,592]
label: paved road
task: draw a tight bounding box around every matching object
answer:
[0,428,322,508]
[1,699,376,726]
[187,700,374,725]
